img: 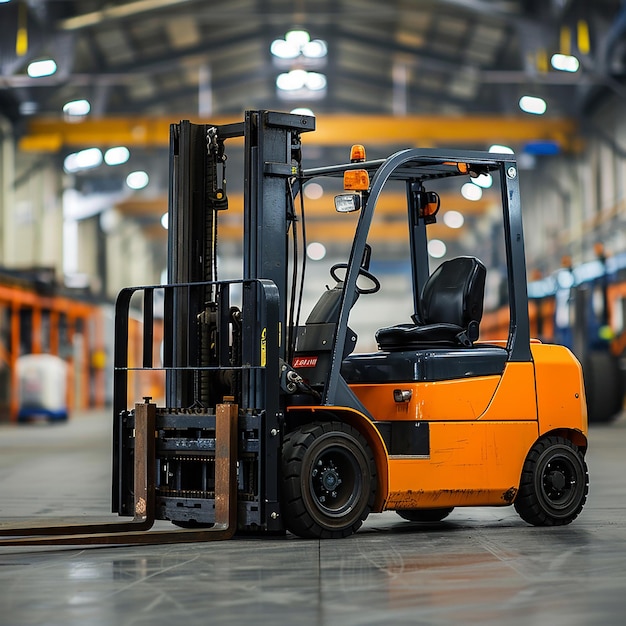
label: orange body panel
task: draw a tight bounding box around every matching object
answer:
[349,360,537,423]
[479,362,537,421]
[385,421,539,508]
[532,342,588,440]
[350,376,499,422]
[289,343,587,514]
[347,360,540,510]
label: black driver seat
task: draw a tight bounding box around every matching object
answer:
[376,256,486,350]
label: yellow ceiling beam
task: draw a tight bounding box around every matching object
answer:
[115,192,493,219]
[214,220,462,243]
[19,114,579,152]
[115,191,481,244]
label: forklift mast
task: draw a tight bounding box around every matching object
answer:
[112,111,314,532]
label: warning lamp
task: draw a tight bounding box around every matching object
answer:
[350,144,366,163]
[414,187,440,224]
[443,161,469,174]
[343,169,370,191]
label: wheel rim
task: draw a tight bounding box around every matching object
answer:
[537,449,584,515]
[309,444,362,517]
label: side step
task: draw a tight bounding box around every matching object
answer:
[0,401,238,547]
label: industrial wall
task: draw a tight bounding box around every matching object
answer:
[520,93,626,273]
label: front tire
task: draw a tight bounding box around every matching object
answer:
[514,436,588,526]
[281,421,377,539]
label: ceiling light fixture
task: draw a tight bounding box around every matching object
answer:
[489,144,514,154]
[551,53,579,72]
[104,146,130,166]
[126,171,149,190]
[27,59,57,78]
[461,182,483,201]
[276,69,327,91]
[63,148,103,173]
[472,172,493,188]
[519,95,547,115]
[290,107,315,117]
[428,239,447,259]
[271,29,327,60]
[443,210,464,229]
[63,99,91,117]
[306,242,327,261]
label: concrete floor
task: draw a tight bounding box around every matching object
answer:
[0,410,624,626]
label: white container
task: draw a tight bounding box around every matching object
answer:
[16,354,69,422]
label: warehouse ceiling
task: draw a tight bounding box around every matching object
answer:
[0,0,625,124]
[2,0,626,269]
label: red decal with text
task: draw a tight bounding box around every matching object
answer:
[293,356,318,368]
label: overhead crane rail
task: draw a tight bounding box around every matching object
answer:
[18,114,580,152]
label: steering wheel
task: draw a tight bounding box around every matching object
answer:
[330,263,381,295]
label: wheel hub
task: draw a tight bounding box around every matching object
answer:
[313,460,343,501]
[543,459,573,500]
[547,470,566,492]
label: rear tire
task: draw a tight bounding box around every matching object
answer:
[583,351,623,423]
[396,508,453,522]
[281,421,377,539]
[514,436,588,526]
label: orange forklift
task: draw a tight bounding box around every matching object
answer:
[0,111,588,546]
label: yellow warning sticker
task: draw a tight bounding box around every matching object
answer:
[261,328,267,366]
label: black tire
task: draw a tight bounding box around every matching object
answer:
[583,351,623,423]
[514,436,588,526]
[281,421,377,539]
[396,507,454,522]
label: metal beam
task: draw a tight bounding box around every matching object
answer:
[115,192,494,220]
[58,0,199,31]
[116,191,491,245]
[20,114,579,152]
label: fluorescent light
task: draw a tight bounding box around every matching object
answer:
[285,30,310,47]
[271,30,327,60]
[270,39,300,59]
[63,99,91,117]
[277,70,326,91]
[443,210,464,229]
[27,59,57,78]
[290,107,315,117]
[63,148,102,173]
[277,69,308,91]
[305,72,327,90]
[302,39,328,58]
[551,53,579,72]
[519,95,547,115]
[304,182,323,200]
[19,101,38,115]
[472,172,493,188]
[461,182,483,201]
[489,144,514,154]
[428,239,446,259]
[307,242,327,261]
[126,171,149,190]
[104,146,130,166]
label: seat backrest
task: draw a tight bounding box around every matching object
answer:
[419,256,486,330]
